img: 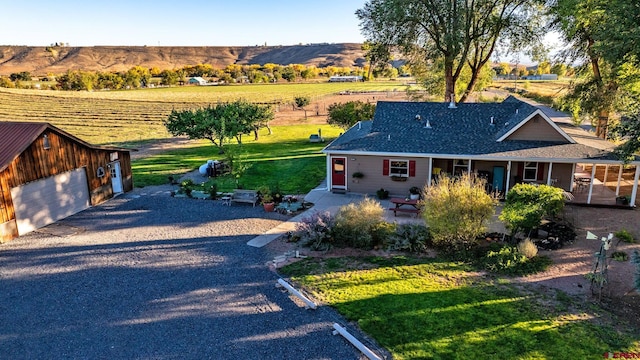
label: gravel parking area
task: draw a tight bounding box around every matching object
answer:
[0,186,372,359]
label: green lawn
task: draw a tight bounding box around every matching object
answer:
[131,124,343,192]
[281,256,639,360]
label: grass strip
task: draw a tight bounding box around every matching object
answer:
[280,256,639,360]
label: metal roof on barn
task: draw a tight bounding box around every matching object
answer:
[0,121,133,173]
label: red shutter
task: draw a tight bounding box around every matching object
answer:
[517,163,523,178]
[409,160,416,177]
[537,162,545,181]
[383,159,389,175]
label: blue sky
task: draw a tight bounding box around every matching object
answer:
[0,0,368,46]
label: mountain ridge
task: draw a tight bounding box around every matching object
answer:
[0,43,366,76]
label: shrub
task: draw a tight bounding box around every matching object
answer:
[332,197,385,249]
[180,179,195,197]
[481,244,552,276]
[376,188,389,200]
[611,251,628,262]
[517,238,538,258]
[387,224,431,253]
[500,183,566,236]
[422,173,496,249]
[614,229,635,243]
[293,211,335,251]
[506,183,565,217]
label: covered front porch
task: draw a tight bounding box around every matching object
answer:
[567,164,639,207]
[428,158,640,208]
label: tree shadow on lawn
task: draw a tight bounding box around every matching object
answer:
[282,256,639,358]
[335,285,637,359]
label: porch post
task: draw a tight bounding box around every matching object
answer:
[505,161,512,193]
[570,163,577,192]
[603,165,609,192]
[630,165,640,208]
[616,165,623,196]
[427,157,433,188]
[546,162,553,185]
[467,159,472,175]
[587,164,597,204]
[326,156,332,191]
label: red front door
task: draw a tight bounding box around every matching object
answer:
[331,157,346,187]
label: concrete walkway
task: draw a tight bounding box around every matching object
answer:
[247,183,425,248]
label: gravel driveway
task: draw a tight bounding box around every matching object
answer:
[0,186,372,359]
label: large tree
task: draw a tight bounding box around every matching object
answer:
[327,101,376,130]
[164,100,273,151]
[548,0,615,139]
[357,0,543,103]
[549,0,640,154]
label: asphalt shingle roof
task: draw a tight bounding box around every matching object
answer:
[324,97,625,162]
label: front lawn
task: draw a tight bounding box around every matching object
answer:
[131,124,342,192]
[281,256,639,359]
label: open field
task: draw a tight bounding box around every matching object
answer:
[491,80,571,99]
[0,81,411,145]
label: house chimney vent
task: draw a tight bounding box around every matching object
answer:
[358,121,361,130]
[490,116,495,125]
[415,114,421,121]
[388,134,391,141]
[448,95,457,109]
[516,108,519,114]
[424,119,432,129]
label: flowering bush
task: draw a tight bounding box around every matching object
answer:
[292,211,335,251]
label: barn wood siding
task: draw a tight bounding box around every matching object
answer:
[1,129,133,207]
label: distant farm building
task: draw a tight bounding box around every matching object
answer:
[328,76,363,83]
[522,74,559,81]
[188,77,207,85]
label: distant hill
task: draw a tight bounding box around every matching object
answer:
[0,43,367,76]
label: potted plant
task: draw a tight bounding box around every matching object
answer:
[352,171,364,179]
[390,175,407,182]
[257,185,275,212]
[376,188,389,200]
[409,186,421,200]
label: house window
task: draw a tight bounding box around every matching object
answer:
[389,160,409,177]
[523,162,538,181]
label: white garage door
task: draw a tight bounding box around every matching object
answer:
[11,168,90,235]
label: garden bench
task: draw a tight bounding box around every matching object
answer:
[231,189,259,207]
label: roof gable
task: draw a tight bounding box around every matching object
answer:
[497,108,574,143]
[0,122,48,172]
[0,121,132,172]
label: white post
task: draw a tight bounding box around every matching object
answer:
[467,159,472,175]
[570,163,577,192]
[547,162,553,185]
[616,165,623,196]
[630,165,640,208]
[505,161,512,193]
[587,164,597,204]
[427,157,433,188]
[326,157,332,191]
[332,323,382,360]
[603,164,609,192]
